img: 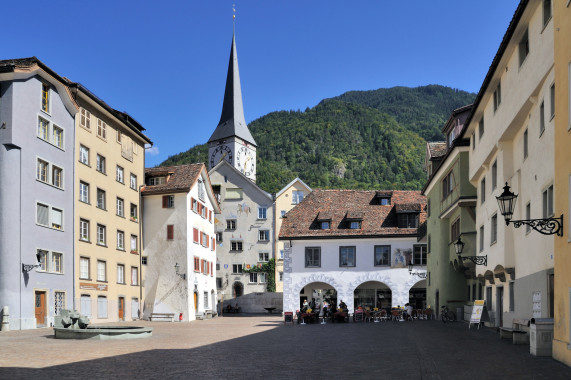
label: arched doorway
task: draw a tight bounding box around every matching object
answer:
[409,280,427,309]
[232,282,243,298]
[299,282,337,310]
[354,281,392,310]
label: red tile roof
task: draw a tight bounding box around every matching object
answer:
[279,189,426,239]
[142,164,204,195]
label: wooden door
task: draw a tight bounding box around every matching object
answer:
[35,291,46,327]
[194,292,198,310]
[118,297,125,320]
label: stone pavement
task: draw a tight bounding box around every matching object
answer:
[1,315,570,379]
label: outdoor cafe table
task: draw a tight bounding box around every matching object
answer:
[333,311,348,322]
[300,312,318,324]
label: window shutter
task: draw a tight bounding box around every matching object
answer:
[210,262,213,276]
[190,197,194,210]
[200,259,204,273]
[211,237,215,251]
[167,225,174,240]
[199,231,203,245]
[197,203,202,215]
[193,228,199,243]
[205,235,209,249]
[162,196,168,208]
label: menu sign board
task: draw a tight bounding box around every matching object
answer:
[469,300,485,329]
[79,282,108,291]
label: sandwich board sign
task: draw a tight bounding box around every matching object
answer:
[469,300,486,329]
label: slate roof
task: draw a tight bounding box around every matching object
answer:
[142,164,205,195]
[279,189,426,239]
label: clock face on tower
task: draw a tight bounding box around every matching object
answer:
[236,146,255,177]
[210,145,233,168]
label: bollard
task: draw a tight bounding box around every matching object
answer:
[1,306,9,331]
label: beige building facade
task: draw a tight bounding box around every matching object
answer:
[72,85,151,323]
[553,0,571,367]
[273,178,311,292]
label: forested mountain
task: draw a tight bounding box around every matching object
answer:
[160,85,475,193]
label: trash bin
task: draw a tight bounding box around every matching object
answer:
[456,307,463,322]
[530,318,554,356]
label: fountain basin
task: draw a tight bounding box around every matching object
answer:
[54,325,152,340]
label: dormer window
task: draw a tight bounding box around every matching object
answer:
[321,221,330,230]
[315,211,332,230]
[375,191,392,205]
[147,176,166,186]
[350,221,361,229]
[380,198,390,205]
[345,211,363,229]
[395,203,421,229]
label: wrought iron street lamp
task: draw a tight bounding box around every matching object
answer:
[408,261,427,279]
[174,262,186,280]
[496,182,563,236]
[22,252,42,273]
[454,236,487,266]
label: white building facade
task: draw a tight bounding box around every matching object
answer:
[142,164,220,321]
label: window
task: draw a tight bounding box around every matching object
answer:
[281,210,286,218]
[97,260,107,281]
[131,267,139,286]
[397,213,419,228]
[479,226,484,252]
[79,181,89,203]
[38,117,49,141]
[292,191,304,204]
[96,154,106,174]
[97,296,108,319]
[258,230,269,241]
[523,129,529,159]
[540,100,545,135]
[543,0,552,27]
[279,272,283,282]
[480,178,486,204]
[81,295,91,317]
[259,252,269,262]
[232,264,243,274]
[80,257,90,279]
[442,171,453,199]
[526,203,531,233]
[162,195,174,208]
[216,231,223,242]
[80,219,89,241]
[380,197,390,205]
[451,218,460,243]
[202,232,208,247]
[80,108,91,129]
[550,84,555,120]
[142,256,148,265]
[54,292,65,315]
[79,145,89,165]
[116,166,124,183]
[197,179,206,201]
[41,83,50,113]
[53,126,63,149]
[414,245,427,265]
[116,198,124,217]
[147,176,166,186]
[97,189,106,210]
[349,221,361,229]
[249,273,258,283]
[519,28,529,66]
[279,250,284,260]
[37,249,48,271]
[305,247,321,268]
[321,221,330,230]
[339,247,356,267]
[259,273,267,284]
[97,224,106,246]
[374,245,390,266]
[130,173,137,190]
[51,252,62,274]
[509,281,515,312]
[543,185,554,218]
[478,118,484,140]
[204,292,209,308]
[117,230,125,250]
[486,287,493,310]
[493,82,501,112]
[97,119,107,140]
[226,220,236,230]
[492,160,497,190]
[52,166,62,188]
[130,235,137,253]
[230,241,243,251]
[167,225,174,240]
[36,203,63,230]
[191,198,197,212]
[130,203,138,221]
[258,207,267,220]
[491,214,497,245]
[37,159,48,183]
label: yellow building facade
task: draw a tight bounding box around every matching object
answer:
[553,0,571,366]
[72,85,151,323]
[274,178,311,293]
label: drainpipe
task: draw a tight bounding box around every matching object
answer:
[138,185,144,318]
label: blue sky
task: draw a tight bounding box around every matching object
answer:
[3,0,520,167]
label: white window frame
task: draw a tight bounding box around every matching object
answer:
[339,246,356,267]
[96,154,106,174]
[79,145,89,166]
[97,260,106,282]
[117,264,125,284]
[80,219,90,242]
[37,116,49,141]
[117,197,124,217]
[97,188,106,210]
[116,165,124,184]
[258,207,267,220]
[258,230,269,241]
[130,235,137,253]
[80,108,91,129]
[130,173,137,190]
[249,272,258,284]
[97,224,106,246]
[36,202,63,230]
[543,184,554,218]
[117,230,125,250]
[97,296,108,319]
[258,252,269,262]
[79,257,90,279]
[53,125,64,149]
[292,190,304,204]
[79,181,89,204]
[230,241,243,252]
[131,267,139,286]
[97,119,107,140]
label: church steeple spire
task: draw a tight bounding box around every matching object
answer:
[208,33,257,146]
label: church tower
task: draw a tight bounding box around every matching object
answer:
[208,33,257,182]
